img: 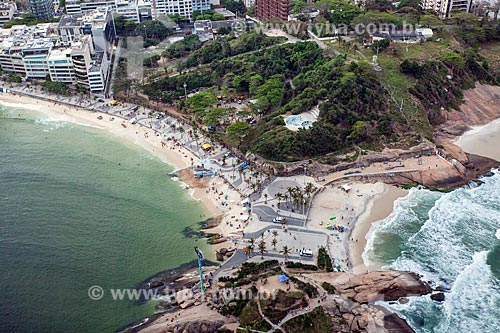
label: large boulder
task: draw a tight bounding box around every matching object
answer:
[328,271,431,303]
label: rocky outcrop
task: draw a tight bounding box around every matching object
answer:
[166,319,225,333]
[431,292,446,302]
[302,270,432,333]
[322,300,416,333]
[326,270,432,303]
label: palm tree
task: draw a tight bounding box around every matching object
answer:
[271,230,278,250]
[286,187,294,208]
[271,238,277,251]
[248,238,255,257]
[272,230,278,238]
[304,182,316,199]
[280,245,290,262]
[258,239,266,259]
[275,192,283,208]
[283,193,289,207]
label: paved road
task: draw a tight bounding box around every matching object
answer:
[243,225,327,240]
[252,205,304,227]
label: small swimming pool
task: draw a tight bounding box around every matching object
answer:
[285,115,313,128]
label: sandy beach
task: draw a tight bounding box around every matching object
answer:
[349,184,408,274]
[0,92,244,253]
[455,118,500,162]
[308,182,407,274]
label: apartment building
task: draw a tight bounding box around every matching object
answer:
[0,8,113,95]
[66,0,214,22]
[255,0,290,21]
[80,7,116,58]
[421,0,473,17]
[151,0,193,20]
[22,39,53,78]
[47,48,77,82]
[87,51,109,93]
[28,0,56,20]
[0,1,17,27]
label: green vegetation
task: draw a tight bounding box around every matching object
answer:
[187,91,217,108]
[321,281,336,294]
[285,262,319,271]
[218,260,281,287]
[221,0,247,14]
[114,16,173,46]
[317,247,333,272]
[5,74,22,83]
[219,289,254,317]
[239,300,272,331]
[193,9,225,21]
[403,48,499,125]
[282,306,332,333]
[289,276,319,298]
[141,13,500,164]
[41,81,70,95]
[163,35,202,59]
[3,13,60,28]
[260,290,307,323]
[179,32,286,70]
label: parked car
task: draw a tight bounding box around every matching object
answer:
[273,217,285,223]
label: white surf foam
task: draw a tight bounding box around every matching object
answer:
[438,250,500,332]
[362,187,435,270]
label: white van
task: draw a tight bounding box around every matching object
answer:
[129,118,137,124]
[299,249,313,257]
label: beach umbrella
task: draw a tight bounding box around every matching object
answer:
[278,274,289,283]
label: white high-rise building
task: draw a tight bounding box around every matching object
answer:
[66,0,212,21]
[421,0,473,17]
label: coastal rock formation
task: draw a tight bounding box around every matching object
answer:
[294,270,432,333]
[322,300,416,333]
[430,292,446,302]
[165,319,225,333]
[323,270,432,303]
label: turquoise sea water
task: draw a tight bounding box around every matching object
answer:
[365,170,500,332]
[0,104,207,332]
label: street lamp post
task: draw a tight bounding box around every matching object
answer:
[303,166,307,223]
[183,83,187,100]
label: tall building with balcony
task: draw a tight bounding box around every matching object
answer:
[421,0,473,17]
[0,1,17,27]
[255,0,289,21]
[28,0,56,20]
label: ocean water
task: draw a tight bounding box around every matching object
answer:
[0,104,207,332]
[364,170,500,332]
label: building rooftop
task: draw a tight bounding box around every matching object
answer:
[58,16,81,28]
[89,51,104,72]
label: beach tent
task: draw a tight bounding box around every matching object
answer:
[278,275,289,283]
[239,215,249,221]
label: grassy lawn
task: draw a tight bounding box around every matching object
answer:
[479,43,500,69]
